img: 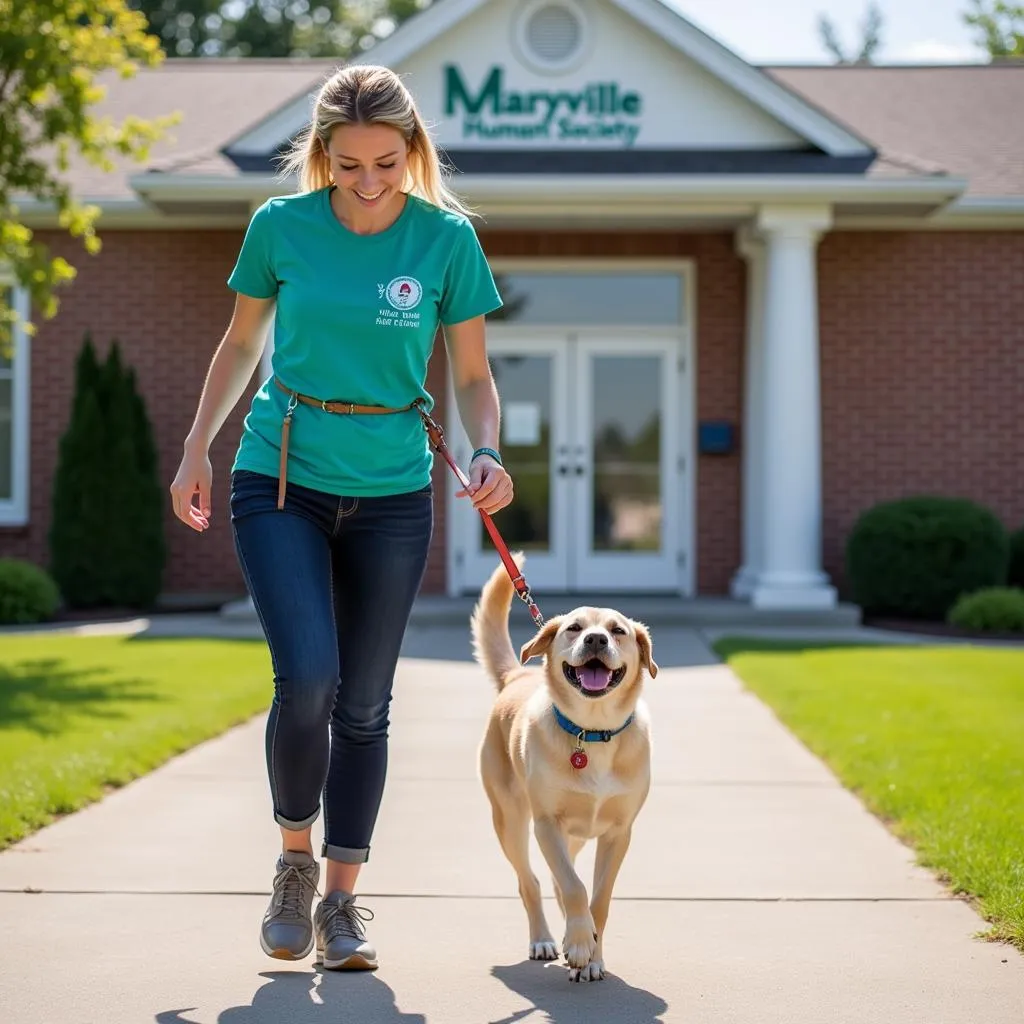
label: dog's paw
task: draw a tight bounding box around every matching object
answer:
[568,959,606,983]
[561,918,598,970]
[529,939,559,961]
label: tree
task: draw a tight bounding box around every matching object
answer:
[818,1,883,64]
[0,0,178,352]
[50,336,166,608]
[128,0,432,58]
[963,0,1024,58]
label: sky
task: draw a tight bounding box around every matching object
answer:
[663,0,987,64]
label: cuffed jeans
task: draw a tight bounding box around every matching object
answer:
[230,469,432,863]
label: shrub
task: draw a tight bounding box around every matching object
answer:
[845,496,1009,619]
[1009,527,1024,589]
[0,558,61,624]
[948,587,1024,633]
[49,336,166,608]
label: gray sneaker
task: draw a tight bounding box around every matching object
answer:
[314,890,378,970]
[260,850,320,960]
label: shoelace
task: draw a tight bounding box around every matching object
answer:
[273,863,321,917]
[320,899,374,943]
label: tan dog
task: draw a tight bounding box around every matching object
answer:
[471,555,658,982]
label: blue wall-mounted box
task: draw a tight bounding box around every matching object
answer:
[698,420,735,455]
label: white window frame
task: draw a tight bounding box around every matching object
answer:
[444,257,696,598]
[0,275,31,526]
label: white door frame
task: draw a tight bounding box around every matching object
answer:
[444,258,697,597]
[572,331,687,591]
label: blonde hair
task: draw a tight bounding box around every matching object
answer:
[279,64,474,218]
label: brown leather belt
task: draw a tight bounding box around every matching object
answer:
[271,376,544,627]
[274,376,417,509]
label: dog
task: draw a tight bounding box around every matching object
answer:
[471,554,658,982]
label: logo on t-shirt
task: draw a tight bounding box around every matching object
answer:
[382,276,423,311]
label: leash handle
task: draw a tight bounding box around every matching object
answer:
[416,402,544,627]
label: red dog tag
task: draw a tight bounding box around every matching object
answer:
[570,749,588,770]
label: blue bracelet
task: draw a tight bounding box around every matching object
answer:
[472,447,503,466]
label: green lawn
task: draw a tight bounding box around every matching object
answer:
[0,632,272,850]
[713,637,1024,951]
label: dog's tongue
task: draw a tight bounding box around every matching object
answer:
[579,664,613,691]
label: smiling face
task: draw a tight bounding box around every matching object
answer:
[322,122,409,217]
[520,608,658,708]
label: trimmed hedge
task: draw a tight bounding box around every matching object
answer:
[948,587,1024,634]
[0,558,61,624]
[845,496,1009,619]
[1009,527,1024,589]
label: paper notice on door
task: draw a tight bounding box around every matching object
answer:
[503,402,542,446]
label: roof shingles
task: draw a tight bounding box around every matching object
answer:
[50,59,1024,199]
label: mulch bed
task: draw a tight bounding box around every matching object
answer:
[864,617,1024,644]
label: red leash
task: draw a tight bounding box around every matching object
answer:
[415,402,545,627]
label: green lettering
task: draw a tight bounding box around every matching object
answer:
[622,92,641,115]
[445,64,502,116]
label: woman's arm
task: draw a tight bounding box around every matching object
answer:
[169,293,275,531]
[443,315,514,516]
[184,293,276,453]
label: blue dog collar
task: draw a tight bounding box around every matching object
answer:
[552,704,635,743]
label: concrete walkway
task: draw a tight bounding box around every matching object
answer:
[1,625,1021,1022]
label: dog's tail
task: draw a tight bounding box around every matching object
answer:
[470,552,525,691]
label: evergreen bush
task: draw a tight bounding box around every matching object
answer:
[845,495,1009,619]
[49,335,166,608]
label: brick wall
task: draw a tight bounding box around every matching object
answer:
[0,229,255,603]
[0,226,745,602]
[21,227,1020,604]
[818,231,1024,595]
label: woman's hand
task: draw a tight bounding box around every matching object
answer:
[457,453,514,516]
[169,443,214,532]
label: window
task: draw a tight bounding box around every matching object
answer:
[487,271,685,326]
[0,280,30,526]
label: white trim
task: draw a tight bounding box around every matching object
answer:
[456,173,967,204]
[226,0,872,160]
[609,0,870,156]
[0,279,31,526]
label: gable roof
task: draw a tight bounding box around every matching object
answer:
[44,60,1023,205]
[768,64,1024,197]
[223,0,872,161]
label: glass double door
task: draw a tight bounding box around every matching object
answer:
[453,333,686,594]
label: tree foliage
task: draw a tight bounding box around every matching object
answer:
[0,0,178,350]
[818,1,883,64]
[127,0,431,58]
[964,0,1024,58]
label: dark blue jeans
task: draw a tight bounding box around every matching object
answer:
[229,469,433,864]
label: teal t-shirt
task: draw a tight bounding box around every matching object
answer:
[227,188,503,496]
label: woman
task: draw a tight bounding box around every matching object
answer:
[169,63,512,971]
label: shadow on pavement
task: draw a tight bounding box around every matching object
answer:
[490,960,669,1023]
[154,969,425,1024]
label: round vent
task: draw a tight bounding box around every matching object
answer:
[513,0,591,74]
[525,4,581,63]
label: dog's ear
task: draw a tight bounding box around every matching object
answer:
[634,622,658,678]
[520,617,563,664]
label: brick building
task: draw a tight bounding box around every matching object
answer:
[4,0,1023,610]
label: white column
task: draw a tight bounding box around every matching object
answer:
[731,227,766,599]
[750,206,837,610]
